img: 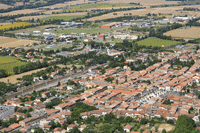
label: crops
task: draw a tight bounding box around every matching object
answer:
[164,27,200,39]
[0,22,40,31]
[67,3,139,10]
[41,15,87,21]
[137,37,179,47]
[0,36,39,48]
[0,56,27,74]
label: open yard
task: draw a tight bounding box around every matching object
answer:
[137,37,179,47]
[164,26,200,39]
[0,67,46,84]
[0,36,39,48]
[158,124,175,132]
[0,56,27,75]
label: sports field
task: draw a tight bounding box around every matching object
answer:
[0,56,27,74]
[137,37,179,47]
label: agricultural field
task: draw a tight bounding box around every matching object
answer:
[65,3,140,10]
[0,3,12,9]
[0,36,39,48]
[19,12,87,21]
[0,22,40,31]
[0,23,12,26]
[137,37,180,47]
[85,5,200,21]
[0,56,27,75]
[164,26,200,39]
[1,9,39,16]
[6,25,59,33]
[103,0,178,5]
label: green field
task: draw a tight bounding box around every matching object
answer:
[137,37,180,47]
[66,3,140,10]
[41,15,87,21]
[0,56,27,74]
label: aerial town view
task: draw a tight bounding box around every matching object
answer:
[1,0,200,132]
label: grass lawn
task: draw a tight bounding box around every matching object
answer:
[137,37,180,47]
[0,56,27,74]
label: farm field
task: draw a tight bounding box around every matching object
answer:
[0,68,46,84]
[65,3,140,10]
[0,4,12,9]
[0,22,39,31]
[0,23,12,26]
[6,25,59,33]
[137,37,179,47]
[1,9,39,16]
[85,5,200,21]
[164,26,200,39]
[18,12,87,21]
[0,36,39,48]
[103,0,178,5]
[0,56,27,75]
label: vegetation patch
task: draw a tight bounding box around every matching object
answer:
[137,37,179,47]
[0,56,27,75]
[0,22,39,31]
[164,26,200,39]
[41,15,87,21]
[66,3,140,10]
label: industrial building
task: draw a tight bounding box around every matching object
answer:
[101,22,123,29]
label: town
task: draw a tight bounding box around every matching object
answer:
[1,0,200,133]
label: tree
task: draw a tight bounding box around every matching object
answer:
[34,127,44,133]
[140,118,148,125]
[174,115,196,133]
[162,129,167,133]
[166,119,174,125]
[14,106,19,112]
[69,127,81,133]
[102,69,106,74]
[18,116,23,121]
[163,99,172,105]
